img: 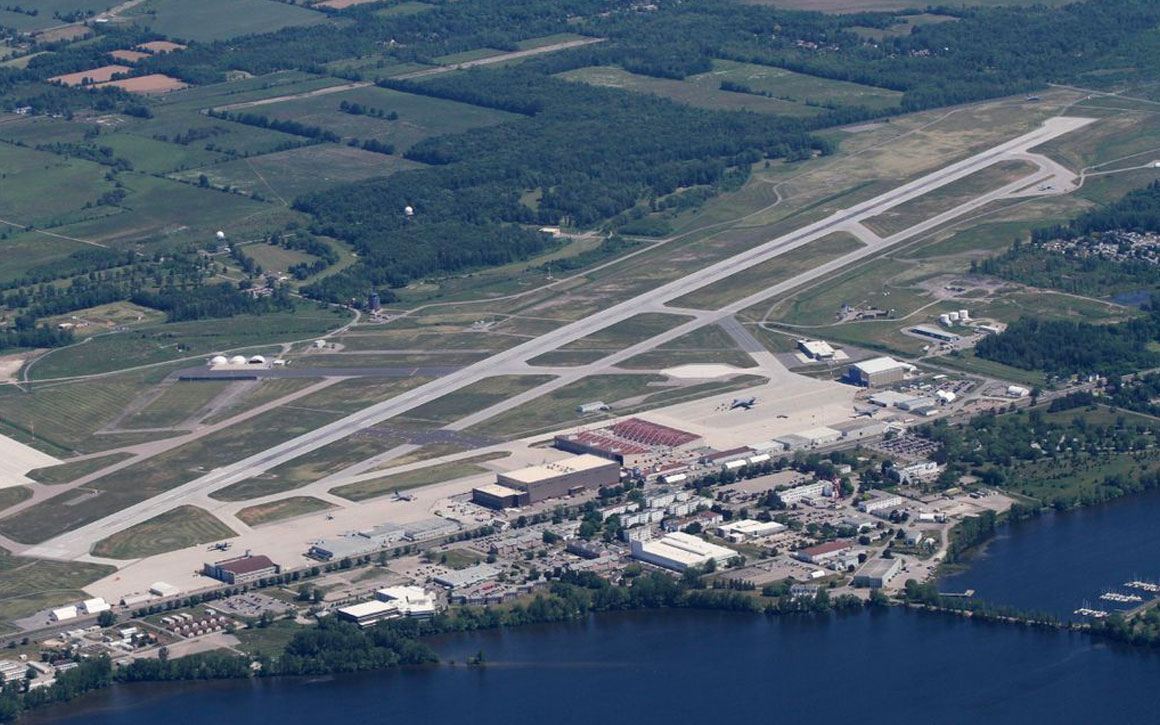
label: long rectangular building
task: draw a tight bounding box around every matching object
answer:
[554,418,702,468]
[630,532,737,571]
[492,454,619,504]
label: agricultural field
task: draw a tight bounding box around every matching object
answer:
[172,145,424,202]
[253,85,520,152]
[236,496,335,526]
[557,66,821,117]
[125,0,329,42]
[373,1,436,17]
[0,144,120,228]
[90,505,236,559]
[0,0,114,32]
[0,549,114,630]
[329,452,508,502]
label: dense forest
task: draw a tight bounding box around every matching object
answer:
[974,240,1160,298]
[1033,181,1160,243]
[974,314,1160,377]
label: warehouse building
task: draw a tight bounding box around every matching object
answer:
[630,531,737,571]
[892,461,942,485]
[433,563,501,589]
[471,483,528,510]
[778,480,833,503]
[554,418,702,467]
[403,517,460,542]
[910,325,961,344]
[336,586,438,627]
[859,493,906,516]
[490,454,619,504]
[50,606,78,622]
[848,357,913,386]
[309,523,406,561]
[80,598,110,615]
[853,557,902,588]
[717,519,786,542]
[203,554,280,585]
[793,540,855,564]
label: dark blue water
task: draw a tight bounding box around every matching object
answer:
[26,492,1160,725]
[941,490,1160,617]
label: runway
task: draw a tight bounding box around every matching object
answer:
[22,116,1094,561]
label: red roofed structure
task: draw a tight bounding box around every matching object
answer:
[555,418,702,468]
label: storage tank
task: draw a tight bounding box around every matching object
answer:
[938,314,951,326]
[948,311,960,322]
[959,309,970,321]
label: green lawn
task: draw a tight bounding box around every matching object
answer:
[0,548,114,629]
[27,453,134,485]
[91,505,236,559]
[200,377,323,425]
[392,375,556,427]
[122,381,233,429]
[0,487,31,513]
[696,59,903,111]
[236,496,335,526]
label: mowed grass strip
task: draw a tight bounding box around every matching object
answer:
[236,496,335,526]
[862,160,1037,237]
[200,377,323,425]
[670,232,864,310]
[556,313,693,352]
[330,452,509,502]
[27,453,134,485]
[210,433,401,501]
[392,375,556,427]
[90,505,236,559]
[0,406,343,544]
[0,549,114,628]
[697,59,902,111]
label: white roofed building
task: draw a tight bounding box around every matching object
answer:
[630,531,737,571]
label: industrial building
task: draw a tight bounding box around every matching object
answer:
[309,523,406,561]
[50,606,78,622]
[403,518,461,542]
[858,493,906,516]
[150,582,180,598]
[203,554,280,585]
[793,540,855,564]
[831,419,893,440]
[481,454,619,505]
[848,357,913,386]
[630,531,737,571]
[797,339,836,360]
[471,483,528,509]
[910,325,961,344]
[80,598,110,615]
[892,461,942,485]
[554,418,702,467]
[853,557,902,588]
[773,427,841,451]
[717,519,786,542]
[335,586,437,627]
[433,563,501,589]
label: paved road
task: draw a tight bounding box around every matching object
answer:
[21,117,1094,560]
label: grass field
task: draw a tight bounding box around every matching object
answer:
[392,375,556,427]
[44,301,165,330]
[439,548,484,569]
[236,496,334,526]
[253,85,519,152]
[752,256,920,326]
[285,376,435,414]
[0,405,343,544]
[556,313,692,352]
[619,324,759,369]
[211,433,395,501]
[672,232,864,310]
[697,59,902,111]
[0,548,114,629]
[330,452,507,501]
[90,505,236,559]
[236,242,317,275]
[331,325,522,352]
[863,160,1037,237]
[0,0,112,32]
[0,487,31,512]
[122,381,233,429]
[740,0,1074,9]
[172,145,424,202]
[126,0,328,42]
[850,13,957,40]
[29,306,351,380]
[0,144,119,228]
[233,619,301,656]
[27,452,134,485]
[558,66,821,117]
[935,351,1046,387]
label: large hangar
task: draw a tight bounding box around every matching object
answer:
[473,453,620,508]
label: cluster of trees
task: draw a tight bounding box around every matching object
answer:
[1033,181,1160,243]
[338,100,398,120]
[0,320,74,353]
[974,314,1160,377]
[207,110,341,143]
[131,283,294,322]
[974,239,1160,298]
[0,658,111,723]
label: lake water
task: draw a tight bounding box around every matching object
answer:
[27,492,1160,725]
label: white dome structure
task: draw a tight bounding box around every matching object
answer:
[248,355,267,364]
[216,230,226,240]
[404,205,414,217]
[210,355,228,366]
[229,355,247,365]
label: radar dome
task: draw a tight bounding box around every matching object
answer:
[216,230,226,240]
[404,205,414,217]
[248,355,267,364]
[229,355,247,365]
[210,355,228,366]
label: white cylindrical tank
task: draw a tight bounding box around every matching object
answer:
[959,309,970,321]
[938,314,951,326]
[210,355,228,366]
[948,311,960,322]
[228,355,247,365]
[248,355,266,364]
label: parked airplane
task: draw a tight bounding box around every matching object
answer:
[730,397,757,410]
